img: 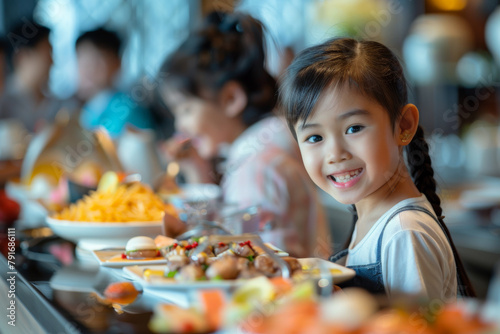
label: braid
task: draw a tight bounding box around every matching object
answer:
[406,125,476,297]
[405,126,442,218]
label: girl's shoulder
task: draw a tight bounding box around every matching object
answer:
[382,196,448,243]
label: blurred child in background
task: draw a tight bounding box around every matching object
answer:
[159,11,330,258]
[0,21,60,133]
[75,28,153,138]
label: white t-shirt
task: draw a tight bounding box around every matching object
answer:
[346,195,457,302]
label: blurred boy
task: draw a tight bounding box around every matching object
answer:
[75,28,153,138]
[0,21,61,133]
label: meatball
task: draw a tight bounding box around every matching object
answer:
[177,264,205,281]
[205,256,239,280]
[236,257,250,271]
[254,254,276,276]
[232,243,255,257]
[238,265,262,279]
[282,257,302,273]
[166,254,190,272]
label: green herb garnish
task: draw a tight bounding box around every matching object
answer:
[165,270,178,278]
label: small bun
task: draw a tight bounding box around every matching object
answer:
[104,281,140,304]
[125,236,156,251]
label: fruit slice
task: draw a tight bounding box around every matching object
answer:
[97,171,119,193]
[149,304,208,333]
[198,289,226,330]
[232,276,275,304]
[269,276,294,296]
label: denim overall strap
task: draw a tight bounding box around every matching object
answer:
[330,205,431,262]
[376,205,437,262]
[330,249,348,263]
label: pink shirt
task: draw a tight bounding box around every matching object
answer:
[221,117,331,258]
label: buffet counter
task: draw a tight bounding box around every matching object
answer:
[1,173,500,333]
[0,243,158,334]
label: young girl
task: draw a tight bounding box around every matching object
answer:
[279,37,474,300]
[158,12,331,258]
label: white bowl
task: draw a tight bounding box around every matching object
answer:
[46,216,163,250]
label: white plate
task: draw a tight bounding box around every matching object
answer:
[46,217,163,250]
[123,258,355,291]
[92,249,166,268]
[298,258,356,284]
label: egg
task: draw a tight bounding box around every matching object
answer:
[126,236,156,252]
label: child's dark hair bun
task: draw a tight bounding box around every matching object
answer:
[160,11,276,127]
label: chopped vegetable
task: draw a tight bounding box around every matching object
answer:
[166,270,178,278]
[144,269,165,279]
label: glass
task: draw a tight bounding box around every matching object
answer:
[181,199,220,229]
[483,261,500,326]
[215,204,261,235]
[487,261,500,304]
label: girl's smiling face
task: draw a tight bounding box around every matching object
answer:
[295,85,401,205]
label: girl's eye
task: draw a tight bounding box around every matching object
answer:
[306,135,323,143]
[346,125,364,134]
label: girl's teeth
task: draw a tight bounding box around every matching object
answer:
[332,169,361,183]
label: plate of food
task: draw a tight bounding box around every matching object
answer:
[124,259,354,290]
[46,180,177,249]
[92,236,176,267]
[122,235,355,290]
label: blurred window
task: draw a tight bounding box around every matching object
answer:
[34,0,195,99]
[237,0,417,76]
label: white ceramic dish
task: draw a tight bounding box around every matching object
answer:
[123,258,355,291]
[92,249,166,268]
[46,217,163,250]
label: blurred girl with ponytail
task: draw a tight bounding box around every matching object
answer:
[279,37,474,300]
[159,11,330,258]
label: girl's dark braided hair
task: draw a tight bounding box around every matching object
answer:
[407,126,440,216]
[407,126,475,297]
[278,37,475,297]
